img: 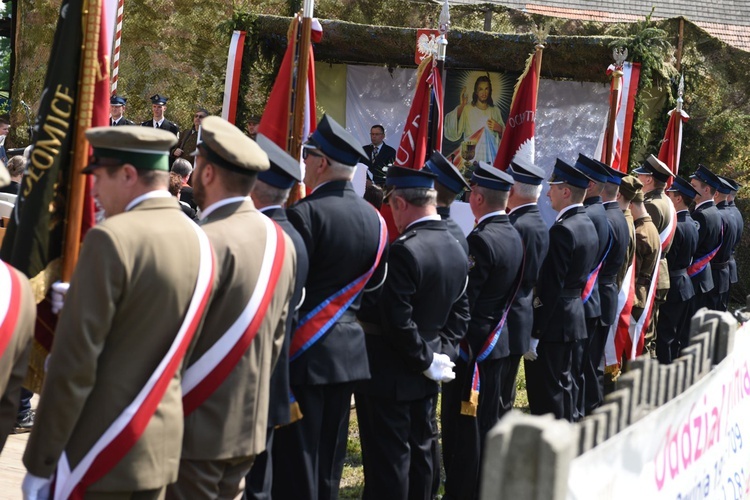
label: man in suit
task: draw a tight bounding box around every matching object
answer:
[173,108,208,166]
[356,166,469,500]
[0,161,35,453]
[710,177,740,312]
[423,150,471,254]
[109,95,134,126]
[505,158,549,411]
[168,117,296,499]
[634,155,675,353]
[573,154,613,418]
[442,163,521,500]
[273,115,387,500]
[720,176,743,306]
[142,94,180,137]
[23,126,214,499]
[524,159,598,422]
[246,134,309,500]
[688,165,724,313]
[171,158,196,210]
[657,177,699,363]
[0,116,10,167]
[362,124,396,186]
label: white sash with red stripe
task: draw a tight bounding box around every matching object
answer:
[0,261,22,357]
[604,257,634,368]
[182,216,286,415]
[53,223,215,500]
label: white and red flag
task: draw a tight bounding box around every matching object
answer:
[595,62,640,171]
[493,49,541,170]
[221,31,247,125]
[658,103,689,186]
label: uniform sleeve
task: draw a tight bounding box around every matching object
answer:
[464,233,492,310]
[23,227,126,477]
[378,243,435,372]
[532,224,572,340]
[286,204,314,259]
[271,236,297,371]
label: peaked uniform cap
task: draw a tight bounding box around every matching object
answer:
[305,114,368,167]
[256,133,301,189]
[549,158,592,189]
[718,175,741,192]
[423,150,471,193]
[84,126,177,173]
[149,94,168,105]
[619,175,643,202]
[574,154,610,183]
[386,165,437,190]
[602,163,627,185]
[633,154,674,182]
[667,176,699,199]
[110,96,127,106]
[471,162,514,191]
[508,156,545,185]
[690,164,722,190]
[196,116,269,175]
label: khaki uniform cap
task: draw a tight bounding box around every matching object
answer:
[84,126,178,172]
[619,175,643,203]
[197,116,269,173]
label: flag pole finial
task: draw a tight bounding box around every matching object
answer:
[532,23,550,49]
[613,47,628,70]
[676,74,684,112]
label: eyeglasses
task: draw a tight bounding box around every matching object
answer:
[194,114,206,119]
[302,148,323,160]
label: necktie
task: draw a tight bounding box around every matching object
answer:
[372,146,379,160]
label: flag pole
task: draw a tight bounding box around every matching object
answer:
[62,0,102,281]
[110,0,124,95]
[427,0,449,161]
[290,0,313,158]
[602,48,627,167]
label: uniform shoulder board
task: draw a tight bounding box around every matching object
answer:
[398,230,418,242]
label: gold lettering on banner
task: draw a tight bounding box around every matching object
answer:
[23,85,75,197]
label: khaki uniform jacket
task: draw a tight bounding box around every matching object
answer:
[24,196,209,491]
[618,209,636,287]
[644,189,673,291]
[181,199,295,460]
[634,215,661,309]
[0,263,34,451]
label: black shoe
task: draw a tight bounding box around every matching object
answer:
[14,409,34,434]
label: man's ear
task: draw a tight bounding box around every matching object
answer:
[122,164,139,186]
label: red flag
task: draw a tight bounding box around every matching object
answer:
[658,107,689,186]
[394,55,442,169]
[493,50,540,170]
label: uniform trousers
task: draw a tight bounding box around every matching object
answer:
[525,341,575,422]
[168,457,254,500]
[500,355,522,414]
[583,320,608,414]
[244,426,274,500]
[356,392,435,500]
[573,318,597,420]
[87,488,166,500]
[272,382,354,500]
[656,299,692,364]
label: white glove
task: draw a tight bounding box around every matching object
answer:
[523,338,540,362]
[50,281,70,315]
[423,353,456,382]
[22,473,51,500]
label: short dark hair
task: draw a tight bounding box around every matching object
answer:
[370,125,385,135]
[364,183,384,209]
[0,116,10,126]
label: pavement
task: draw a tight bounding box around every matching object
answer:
[0,395,35,500]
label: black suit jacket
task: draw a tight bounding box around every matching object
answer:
[287,180,387,385]
[362,143,396,186]
[141,118,179,136]
[690,201,722,293]
[437,205,469,255]
[357,218,469,401]
[464,213,523,360]
[533,205,598,343]
[180,186,196,210]
[111,117,135,126]
[508,204,549,354]
[261,207,309,426]
[582,197,611,320]
[666,210,699,302]
[599,201,629,326]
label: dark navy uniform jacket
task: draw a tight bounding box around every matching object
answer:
[141,118,179,136]
[712,201,740,294]
[729,201,744,284]
[599,201,630,326]
[583,197,611,320]
[464,212,523,360]
[533,205,598,343]
[665,210,699,303]
[507,204,549,355]
[690,200,722,294]
[437,205,469,255]
[287,180,387,385]
[261,206,309,426]
[358,218,470,402]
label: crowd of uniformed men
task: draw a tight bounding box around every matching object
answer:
[0,96,743,500]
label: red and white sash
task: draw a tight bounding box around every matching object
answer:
[0,262,22,358]
[604,255,634,369]
[182,216,286,415]
[53,223,215,500]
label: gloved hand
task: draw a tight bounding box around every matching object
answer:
[22,473,51,500]
[523,338,540,361]
[50,281,70,315]
[423,353,456,382]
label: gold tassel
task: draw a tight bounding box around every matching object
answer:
[460,390,479,417]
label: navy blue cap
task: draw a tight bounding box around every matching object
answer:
[549,158,592,189]
[718,175,741,192]
[633,155,674,183]
[471,162,514,191]
[690,164,722,190]
[255,134,301,189]
[386,165,436,189]
[423,151,470,193]
[110,96,127,106]
[574,154,609,184]
[508,157,545,186]
[150,94,168,105]
[716,176,734,195]
[305,114,368,167]
[602,163,627,185]
[667,176,699,200]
